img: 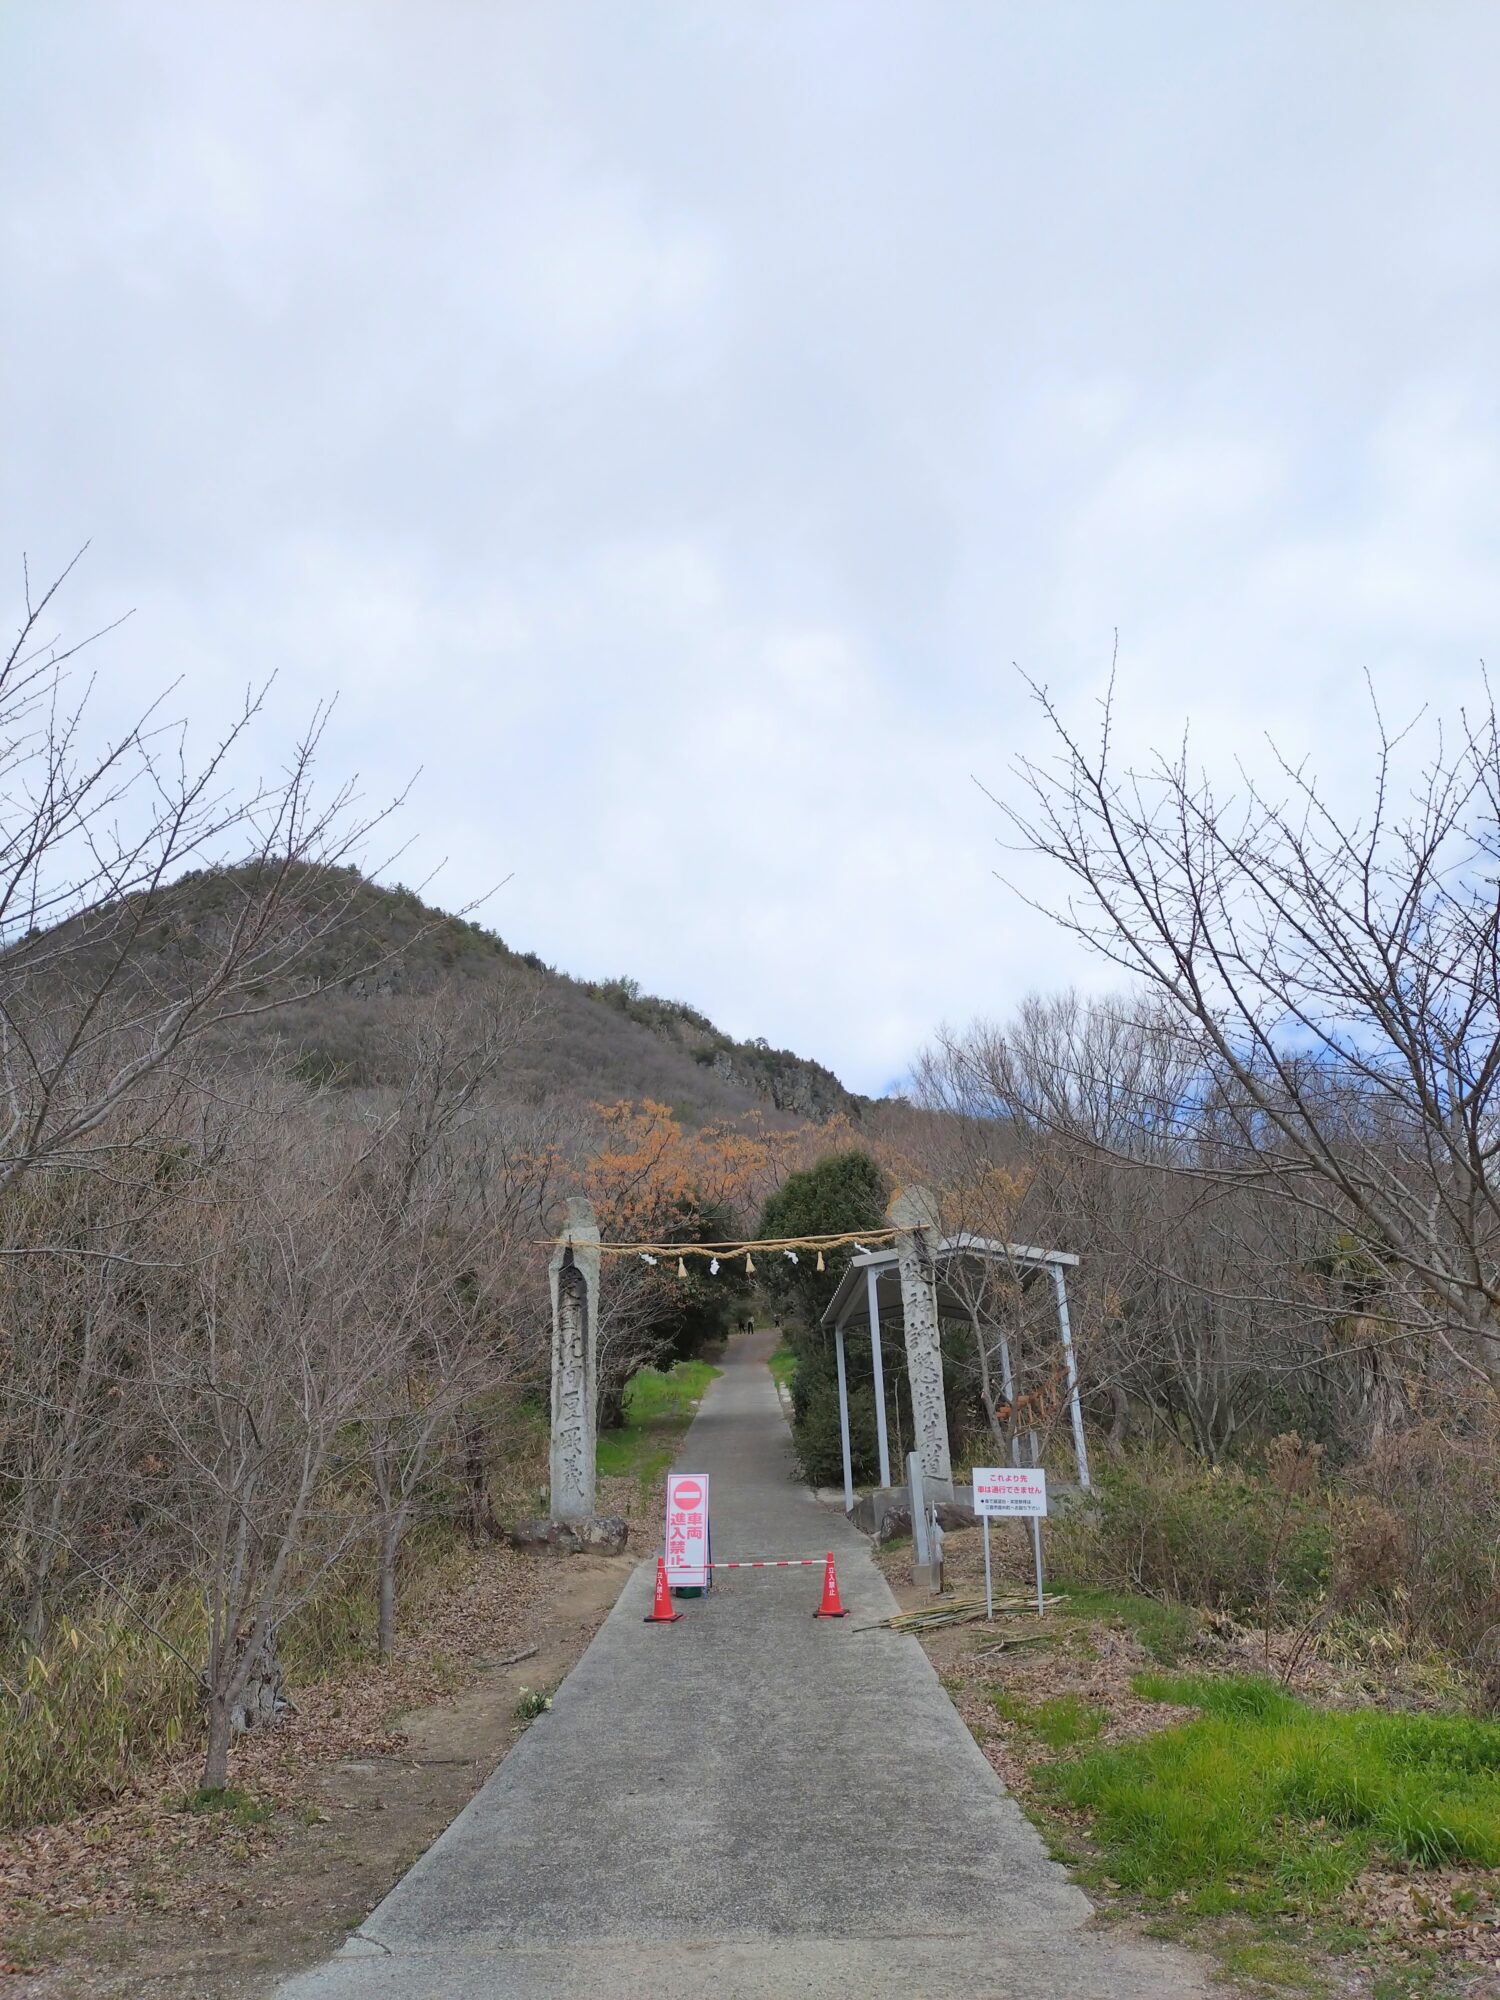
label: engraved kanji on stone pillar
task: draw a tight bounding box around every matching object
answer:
[549,1197,601,1522]
[890,1185,953,1500]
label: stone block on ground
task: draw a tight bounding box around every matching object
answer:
[508,1515,629,1557]
[876,1500,976,1544]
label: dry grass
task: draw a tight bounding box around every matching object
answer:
[0,1540,551,1955]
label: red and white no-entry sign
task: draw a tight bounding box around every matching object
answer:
[664,1472,710,1589]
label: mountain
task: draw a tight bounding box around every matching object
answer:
[156,867,864,1127]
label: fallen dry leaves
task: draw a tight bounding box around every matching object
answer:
[1342,1867,1499,1986]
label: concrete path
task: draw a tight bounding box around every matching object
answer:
[279,1335,1208,1998]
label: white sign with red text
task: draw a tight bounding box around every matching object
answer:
[972,1466,1048,1518]
[664,1473,711,1588]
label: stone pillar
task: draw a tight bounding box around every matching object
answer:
[890,1185,953,1499]
[549,1197,600,1522]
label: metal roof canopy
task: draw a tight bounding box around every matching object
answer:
[821,1234,1080,1336]
[818,1231,1090,1514]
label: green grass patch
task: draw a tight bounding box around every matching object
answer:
[1215,1933,1326,1992]
[1370,1953,1452,1999]
[768,1339,797,1392]
[1038,1672,1500,1918]
[181,1785,273,1826]
[596,1359,720,1492]
[618,1358,719,1422]
[1054,1584,1197,1664]
[992,1688,1107,1749]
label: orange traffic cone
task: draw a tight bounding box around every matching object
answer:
[813,1550,848,1618]
[643,1556,682,1624]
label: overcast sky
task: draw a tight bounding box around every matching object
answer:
[5,4,1499,1094]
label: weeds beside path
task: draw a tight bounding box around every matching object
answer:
[596,1356,721,1500]
[768,1338,797,1393]
[878,1524,1500,1999]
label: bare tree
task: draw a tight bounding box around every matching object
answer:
[995,678,1500,1395]
[0,554,400,1200]
[0,1158,150,1639]
[357,996,550,1657]
[139,1095,388,1790]
[920,994,1341,1461]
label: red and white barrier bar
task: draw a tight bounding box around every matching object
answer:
[711,1558,822,1569]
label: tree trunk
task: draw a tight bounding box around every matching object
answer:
[22,1559,53,1647]
[378,1528,399,1664]
[970,1312,1008,1455]
[372,1428,400,1660]
[1107,1382,1131,1453]
[203,1691,233,1792]
[463,1421,498,1542]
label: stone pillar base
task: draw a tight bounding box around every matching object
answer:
[508,1514,629,1557]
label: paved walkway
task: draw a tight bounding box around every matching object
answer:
[279,1335,1208,1998]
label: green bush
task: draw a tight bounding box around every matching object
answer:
[1049,1449,1331,1618]
[1052,1429,1500,1696]
[757,1150,894,1485]
[789,1364,882,1487]
[756,1150,889,1327]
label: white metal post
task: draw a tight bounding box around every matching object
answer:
[1000,1324,1047,1611]
[865,1263,893,1489]
[1051,1263,1092,1491]
[1032,1515,1045,1616]
[834,1323,854,1514]
[983,1516,993,1621]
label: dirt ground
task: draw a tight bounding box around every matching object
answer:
[1,1550,632,1999]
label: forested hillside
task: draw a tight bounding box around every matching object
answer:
[104,864,865,1130]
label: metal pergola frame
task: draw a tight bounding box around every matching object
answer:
[818,1235,1090,1512]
